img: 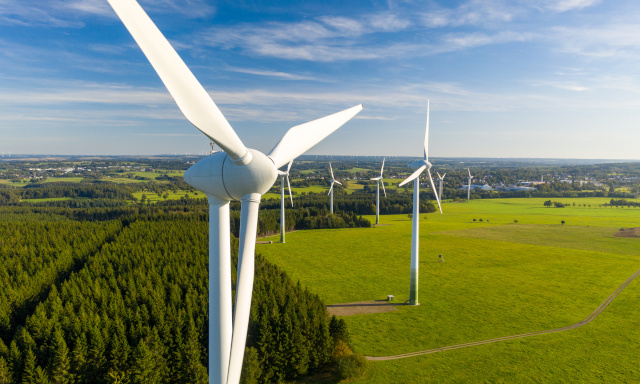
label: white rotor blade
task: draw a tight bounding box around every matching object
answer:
[335,180,343,186]
[227,194,261,384]
[286,160,293,174]
[398,165,427,187]
[428,172,443,214]
[436,172,442,179]
[329,163,335,180]
[381,179,387,198]
[327,182,334,195]
[468,168,471,178]
[106,0,249,163]
[268,104,363,169]
[423,100,430,161]
[442,173,446,179]
[286,175,293,207]
[380,158,385,177]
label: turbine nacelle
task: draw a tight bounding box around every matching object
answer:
[184,149,278,201]
[409,159,432,171]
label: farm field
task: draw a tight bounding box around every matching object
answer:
[257,198,640,383]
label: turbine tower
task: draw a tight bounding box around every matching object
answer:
[327,163,342,214]
[370,158,386,225]
[467,168,473,202]
[105,2,363,383]
[278,161,294,243]
[398,101,442,306]
[436,172,446,202]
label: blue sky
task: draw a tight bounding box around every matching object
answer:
[1,0,639,159]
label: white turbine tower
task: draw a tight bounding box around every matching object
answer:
[278,161,294,243]
[436,172,446,202]
[327,163,342,214]
[105,2,363,384]
[370,158,386,225]
[467,168,473,202]
[398,101,442,306]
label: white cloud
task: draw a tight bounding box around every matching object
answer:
[550,24,640,58]
[540,0,601,12]
[225,67,326,81]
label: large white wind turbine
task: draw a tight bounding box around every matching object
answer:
[398,101,442,306]
[278,161,294,243]
[370,158,386,225]
[436,172,446,202]
[105,2,362,384]
[327,163,342,214]
[467,168,473,202]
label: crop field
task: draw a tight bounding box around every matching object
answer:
[257,198,640,383]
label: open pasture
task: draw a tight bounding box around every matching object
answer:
[257,198,640,383]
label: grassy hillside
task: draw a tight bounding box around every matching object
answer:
[257,198,640,383]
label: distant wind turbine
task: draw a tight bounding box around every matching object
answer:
[327,163,342,214]
[467,168,473,202]
[278,161,294,243]
[436,172,446,202]
[370,158,386,225]
[398,101,442,306]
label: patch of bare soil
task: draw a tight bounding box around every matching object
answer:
[614,227,640,238]
[327,300,405,316]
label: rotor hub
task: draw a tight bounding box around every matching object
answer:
[184,149,277,201]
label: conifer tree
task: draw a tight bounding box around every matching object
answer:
[181,317,207,384]
[108,320,130,373]
[33,366,50,384]
[131,339,160,384]
[71,334,88,384]
[22,348,37,384]
[48,328,71,384]
[0,357,12,384]
[9,341,22,384]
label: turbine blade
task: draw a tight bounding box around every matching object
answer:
[268,104,363,169]
[329,163,334,180]
[443,173,446,179]
[381,179,387,197]
[398,165,426,187]
[327,182,334,195]
[380,157,385,177]
[227,194,261,384]
[436,172,442,179]
[335,180,343,186]
[286,176,293,207]
[423,100,430,161]
[106,0,249,163]
[428,172,443,214]
[286,159,293,174]
[468,168,471,177]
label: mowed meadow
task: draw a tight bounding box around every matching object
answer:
[257,198,640,383]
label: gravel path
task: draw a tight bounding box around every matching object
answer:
[367,267,640,361]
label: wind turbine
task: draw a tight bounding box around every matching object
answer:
[436,172,446,202]
[398,101,442,306]
[467,168,473,202]
[105,2,363,384]
[327,163,342,214]
[370,158,386,225]
[278,161,294,243]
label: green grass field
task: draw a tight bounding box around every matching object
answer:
[257,198,640,383]
[131,190,198,203]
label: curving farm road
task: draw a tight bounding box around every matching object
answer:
[367,267,640,361]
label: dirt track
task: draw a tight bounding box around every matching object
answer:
[366,267,640,361]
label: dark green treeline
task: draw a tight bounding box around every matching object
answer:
[0,211,349,383]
